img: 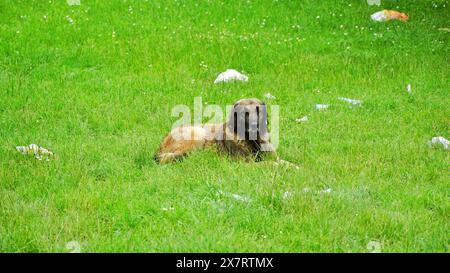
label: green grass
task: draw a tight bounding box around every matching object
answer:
[0,0,449,252]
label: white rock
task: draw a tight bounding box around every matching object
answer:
[295,116,308,123]
[214,69,248,84]
[338,97,362,106]
[315,104,329,110]
[430,136,449,150]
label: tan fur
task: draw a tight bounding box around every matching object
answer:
[155,98,276,163]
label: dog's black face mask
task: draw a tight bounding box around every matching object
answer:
[228,99,269,142]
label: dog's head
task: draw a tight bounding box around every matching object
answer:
[227,98,269,142]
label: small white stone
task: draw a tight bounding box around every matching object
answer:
[214,69,248,84]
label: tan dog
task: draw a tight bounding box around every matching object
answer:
[154,98,276,163]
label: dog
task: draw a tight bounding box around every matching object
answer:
[154,98,276,163]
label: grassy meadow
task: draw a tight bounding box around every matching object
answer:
[0,0,449,252]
